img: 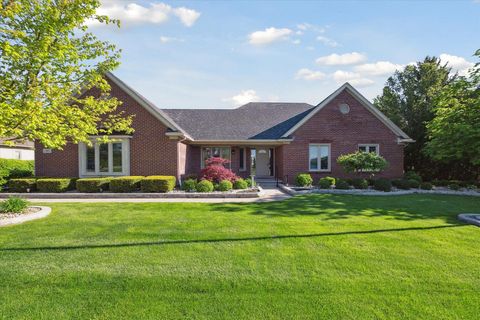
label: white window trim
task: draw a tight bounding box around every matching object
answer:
[200,146,232,169]
[358,144,380,155]
[239,147,247,172]
[78,137,131,177]
[308,143,331,172]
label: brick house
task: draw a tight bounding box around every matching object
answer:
[35,72,413,184]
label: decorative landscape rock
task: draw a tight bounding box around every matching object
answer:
[458,214,480,227]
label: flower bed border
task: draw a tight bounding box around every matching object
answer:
[279,184,480,197]
[0,206,51,227]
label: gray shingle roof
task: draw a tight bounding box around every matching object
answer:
[161,102,314,140]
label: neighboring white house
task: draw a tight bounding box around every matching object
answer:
[0,139,34,160]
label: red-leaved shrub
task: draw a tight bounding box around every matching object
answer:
[201,157,239,183]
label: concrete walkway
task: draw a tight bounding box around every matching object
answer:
[27,188,291,203]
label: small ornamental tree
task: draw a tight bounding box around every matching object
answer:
[200,157,239,183]
[337,152,388,178]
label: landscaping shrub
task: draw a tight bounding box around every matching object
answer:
[367,178,376,186]
[0,196,29,213]
[351,178,368,189]
[448,183,460,191]
[407,179,420,189]
[110,176,143,192]
[8,178,37,193]
[337,152,388,174]
[318,177,335,189]
[420,182,433,190]
[37,178,76,192]
[245,178,255,188]
[141,176,176,193]
[201,157,238,183]
[182,179,197,192]
[296,173,313,187]
[373,179,392,192]
[0,159,34,187]
[233,178,248,190]
[432,179,449,187]
[76,178,111,193]
[217,180,233,191]
[196,179,214,193]
[404,171,422,182]
[392,179,411,190]
[335,179,350,190]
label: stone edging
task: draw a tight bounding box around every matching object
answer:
[278,184,480,197]
[0,206,51,227]
[458,214,480,227]
[0,189,262,199]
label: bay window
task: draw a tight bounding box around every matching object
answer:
[201,147,231,168]
[79,137,130,176]
[309,144,330,171]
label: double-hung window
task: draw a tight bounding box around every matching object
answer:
[309,144,330,171]
[358,144,379,155]
[79,137,130,177]
[201,147,231,168]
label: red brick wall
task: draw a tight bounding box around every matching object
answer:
[280,90,405,181]
[35,78,180,178]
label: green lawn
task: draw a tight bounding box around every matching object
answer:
[0,194,479,319]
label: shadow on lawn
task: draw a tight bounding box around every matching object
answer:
[0,224,465,252]
[213,194,467,224]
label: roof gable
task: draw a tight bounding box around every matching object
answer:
[281,83,413,141]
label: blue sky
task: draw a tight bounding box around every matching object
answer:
[91,0,480,109]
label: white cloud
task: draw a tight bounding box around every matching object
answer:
[160,36,184,43]
[316,52,367,66]
[90,2,200,27]
[331,70,374,87]
[172,7,201,27]
[295,68,326,81]
[248,27,293,45]
[439,53,475,76]
[296,23,325,33]
[316,35,339,47]
[292,39,301,45]
[228,90,260,106]
[354,61,404,76]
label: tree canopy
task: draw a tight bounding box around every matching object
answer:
[0,0,133,149]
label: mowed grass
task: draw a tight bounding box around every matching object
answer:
[0,194,479,319]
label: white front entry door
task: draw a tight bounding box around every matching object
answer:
[256,148,271,177]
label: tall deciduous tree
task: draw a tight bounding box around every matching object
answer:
[426,50,480,177]
[373,57,453,178]
[0,0,133,149]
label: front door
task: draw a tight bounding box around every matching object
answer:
[255,148,272,177]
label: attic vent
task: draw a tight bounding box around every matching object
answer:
[339,103,350,114]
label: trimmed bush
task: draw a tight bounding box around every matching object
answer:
[432,179,449,187]
[76,178,112,193]
[233,178,248,190]
[0,196,29,213]
[351,178,368,190]
[0,159,34,187]
[110,176,143,193]
[8,178,37,193]
[196,179,214,193]
[37,178,76,193]
[374,179,392,192]
[217,180,233,191]
[245,178,255,188]
[448,183,460,191]
[404,171,422,182]
[318,177,335,189]
[295,173,313,187]
[420,182,433,190]
[407,179,420,189]
[182,179,197,192]
[392,179,411,190]
[141,176,176,193]
[335,179,350,190]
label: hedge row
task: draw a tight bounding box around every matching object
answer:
[181,178,250,193]
[0,159,34,187]
[6,176,177,193]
